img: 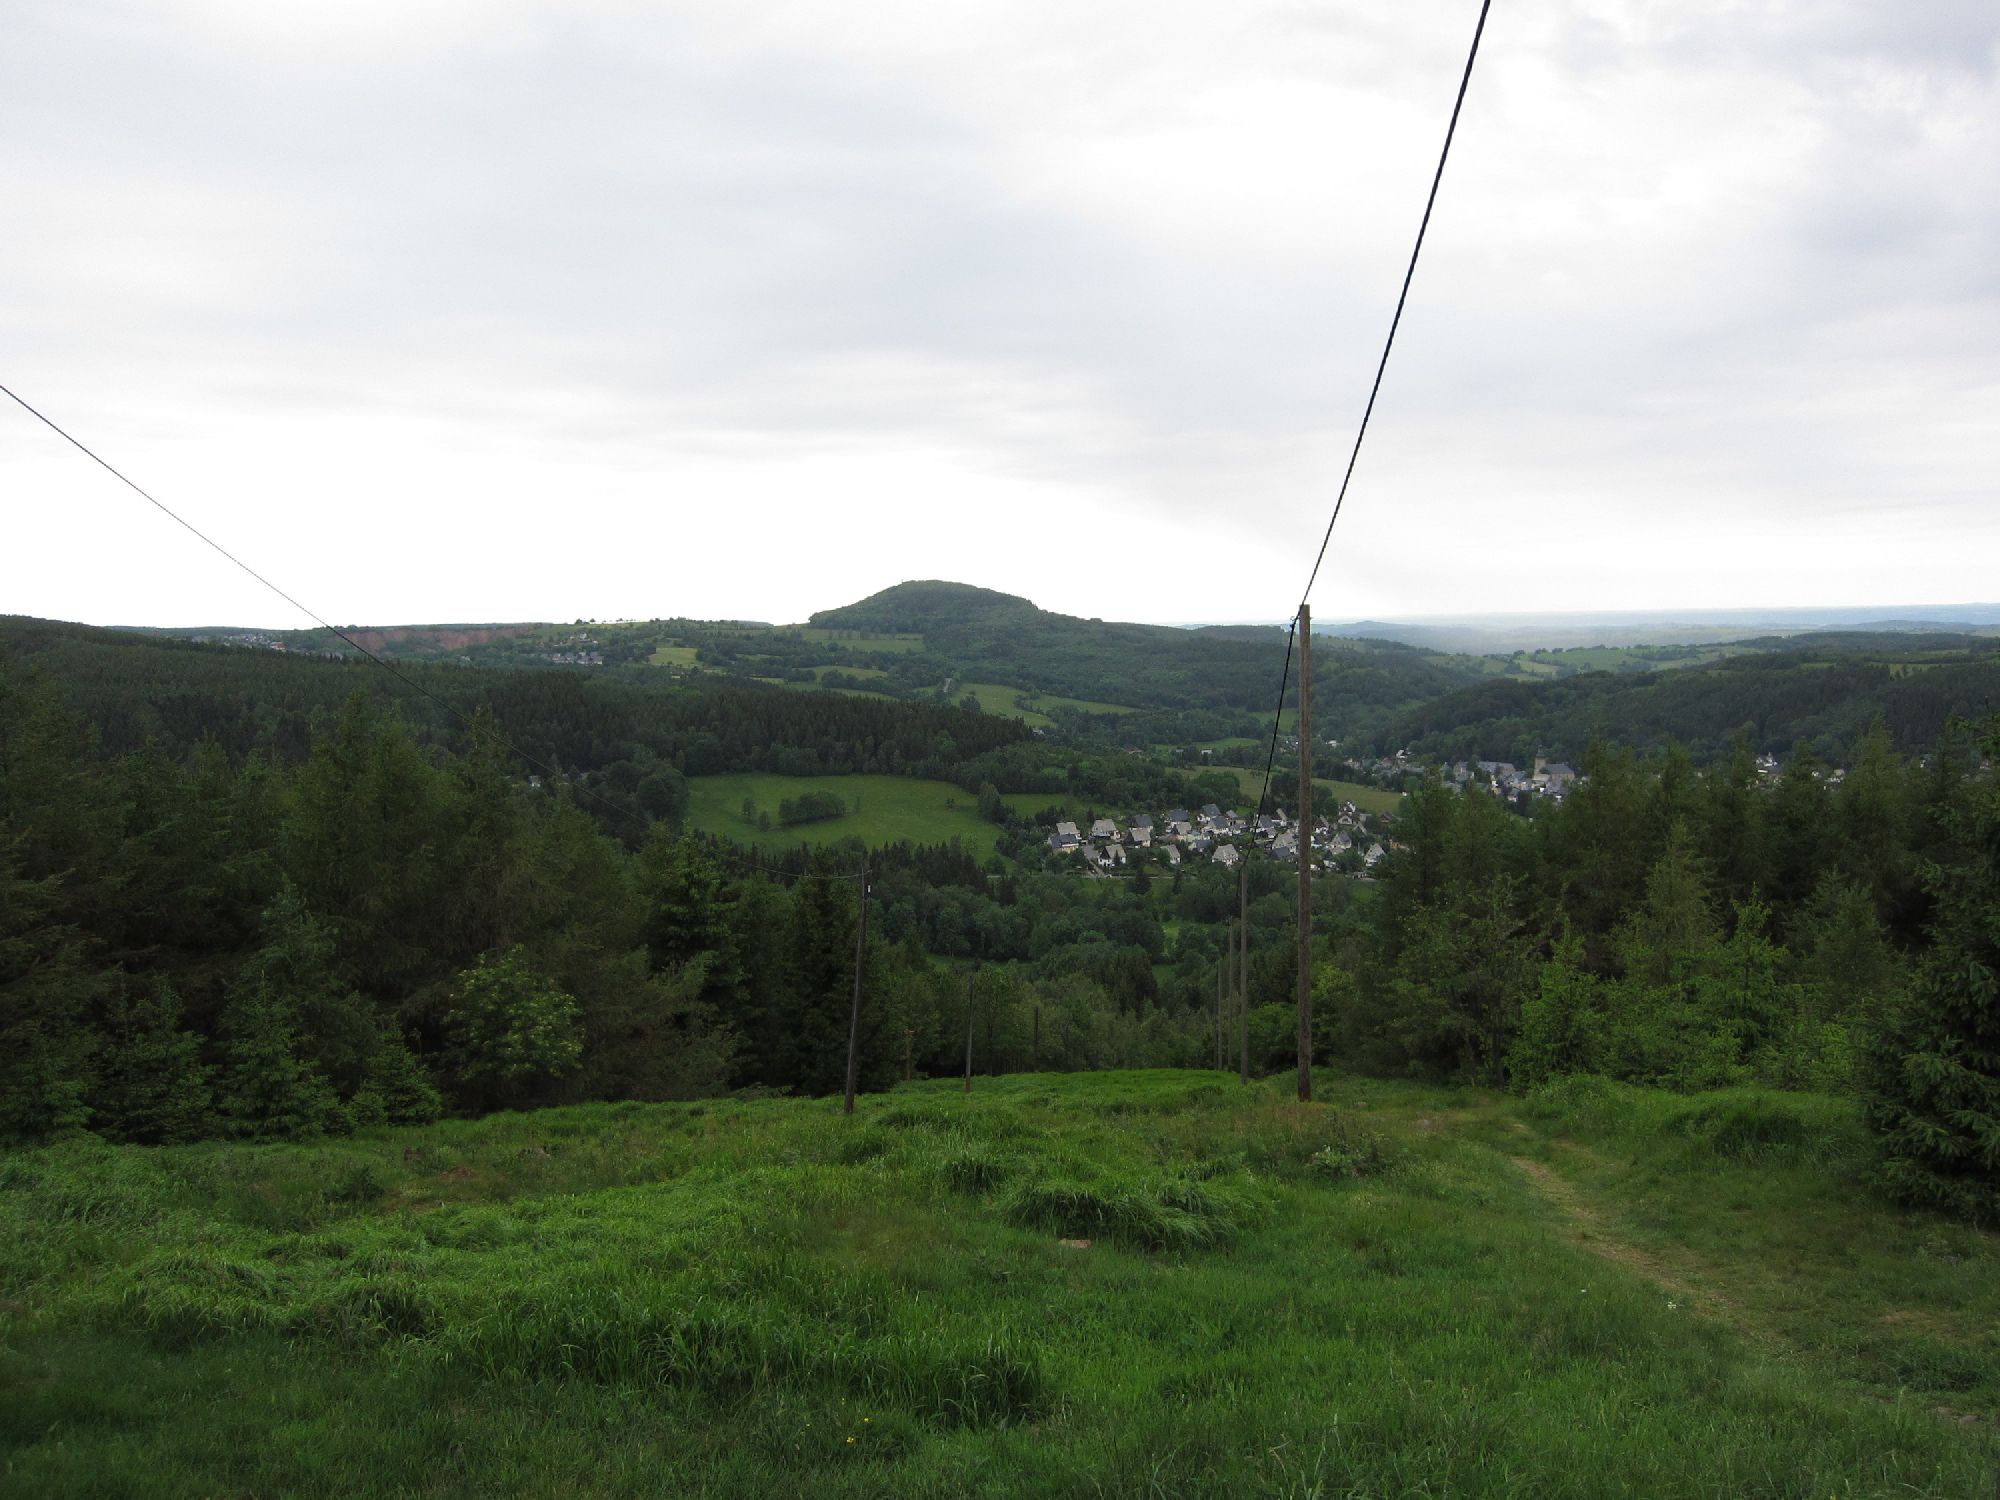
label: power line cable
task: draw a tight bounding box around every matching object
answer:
[1248,0,1492,824]
[1298,0,1491,608]
[0,387,884,874]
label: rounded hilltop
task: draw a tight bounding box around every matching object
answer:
[807,580,1039,633]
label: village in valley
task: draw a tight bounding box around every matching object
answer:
[1045,800,1389,876]
[1040,746,1605,878]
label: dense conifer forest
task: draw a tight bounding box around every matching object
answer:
[4,615,1995,1222]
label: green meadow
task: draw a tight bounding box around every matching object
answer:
[686,773,1046,855]
[959,682,1139,727]
[1217,766,1404,815]
[3,1071,1991,1497]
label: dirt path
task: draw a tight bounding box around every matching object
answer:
[1507,1155,1750,1331]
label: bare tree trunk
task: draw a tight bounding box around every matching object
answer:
[843,858,870,1115]
[1296,605,1313,1104]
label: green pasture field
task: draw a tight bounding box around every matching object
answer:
[959,682,1138,727]
[1216,766,1403,815]
[686,774,1045,855]
[647,644,699,667]
[1515,644,1757,675]
[3,1070,1991,1496]
[811,665,890,681]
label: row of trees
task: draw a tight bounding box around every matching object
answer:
[1316,725,1997,1220]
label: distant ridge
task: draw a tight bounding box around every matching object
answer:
[1315,605,2000,655]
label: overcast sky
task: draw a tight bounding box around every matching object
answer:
[6,0,1997,629]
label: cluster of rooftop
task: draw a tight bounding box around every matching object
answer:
[1047,800,1392,875]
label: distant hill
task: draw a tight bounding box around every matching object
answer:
[808,580,1482,721]
[1369,633,2000,764]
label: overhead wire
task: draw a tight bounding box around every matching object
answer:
[1,380,886,881]
[1248,0,1493,824]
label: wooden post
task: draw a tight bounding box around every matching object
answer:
[1296,605,1313,1103]
[902,1026,914,1083]
[1215,957,1225,1071]
[843,858,870,1115]
[1238,863,1250,1084]
[1032,1004,1041,1072]
[963,969,977,1093]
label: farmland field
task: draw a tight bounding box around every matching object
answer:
[686,773,1046,855]
[647,644,699,666]
[3,1071,1990,1497]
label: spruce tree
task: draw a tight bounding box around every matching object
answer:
[349,1023,445,1126]
[1866,720,2000,1222]
[89,979,215,1144]
[219,975,350,1140]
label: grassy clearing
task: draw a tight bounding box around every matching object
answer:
[3,1071,1993,1497]
[1216,766,1403,815]
[647,644,700,667]
[686,774,1043,855]
[959,682,1139,727]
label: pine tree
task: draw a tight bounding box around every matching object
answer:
[0,851,104,1141]
[349,1023,445,1126]
[89,979,215,1144]
[1509,931,1604,1090]
[1866,719,2000,1222]
[218,975,349,1140]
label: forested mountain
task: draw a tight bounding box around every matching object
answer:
[806,580,1483,728]
[1372,634,2000,763]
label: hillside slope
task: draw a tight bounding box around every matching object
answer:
[1375,634,2000,762]
[3,1070,1989,1496]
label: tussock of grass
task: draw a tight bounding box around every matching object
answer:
[1000,1171,1247,1251]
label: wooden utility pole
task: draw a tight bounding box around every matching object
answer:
[1238,863,1250,1085]
[1296,604,1313,1103]
[963,968,977,1093]
[843,859,870,1115]
[1215,957,1225,1071]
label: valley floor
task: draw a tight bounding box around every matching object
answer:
[2,1071,1993,1497]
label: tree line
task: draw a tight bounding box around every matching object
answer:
[0,666,1218,1147]
[1312,725,1999,1222]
